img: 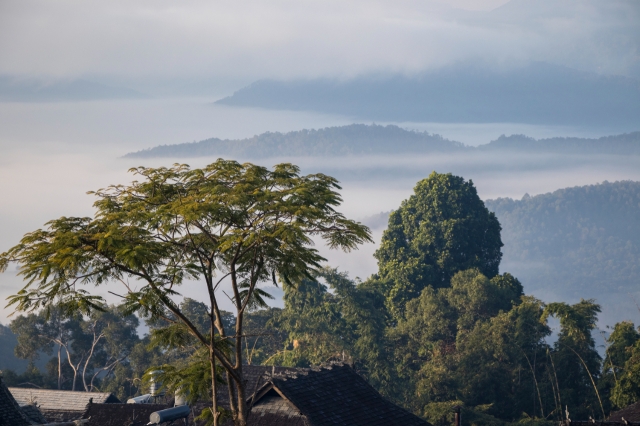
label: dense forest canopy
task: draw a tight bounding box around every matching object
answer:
[124,124,640,159]
[485,180,640,302]
[3,171,640,426]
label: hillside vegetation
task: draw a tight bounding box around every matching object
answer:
[124,124,640,159]
[124,124,463,158]
[485,180,640,300]
[481,133,640,155]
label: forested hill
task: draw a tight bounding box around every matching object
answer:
[124,124,640,159]
[485,180,640,304]
[480,132,640,155]
[124,124,464,158]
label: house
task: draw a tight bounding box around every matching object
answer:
[8,387,120,422]
[186,363,432,426]
[22,363,430,426]
[559,401,640,426]
[0,375,32,426]
[247,363,431,426]
[609,401,640,423]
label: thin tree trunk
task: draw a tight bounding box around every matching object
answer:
[231,366,248,426]
[548,349,563,421]
[521,350,544,418]
[57,345,62,390]
[227,371,239,423]
[82,329,102,392]
[563,344,605,419]
[210,325,220,426]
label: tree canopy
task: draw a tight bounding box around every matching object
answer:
[375,172,503,318]
[0,160,371,426]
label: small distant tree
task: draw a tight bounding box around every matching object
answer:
[10,308,75,390]
[9,305,138,391]
[0,160,371,426]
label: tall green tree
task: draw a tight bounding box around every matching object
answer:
[0,160,371,426]
[599,321,639,411]
[601,321,640,410]
[267,268,393,392]
[545,300,603,419]
[375,172,503,318]
[390,268,552,422]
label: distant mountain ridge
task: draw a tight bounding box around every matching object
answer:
[215,63,640,127]
[481,132,640,155]
[124,124,464,158]
[124,124,640,158]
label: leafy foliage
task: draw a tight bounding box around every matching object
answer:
[0,160,371,426]
[375,172,503,318]
[5,305,140,396]
[6,166,640,426]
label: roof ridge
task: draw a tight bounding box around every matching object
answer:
[8,387,113,395]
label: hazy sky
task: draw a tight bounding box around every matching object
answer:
[1,0,638,92]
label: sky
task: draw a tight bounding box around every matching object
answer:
[1,0,638,96]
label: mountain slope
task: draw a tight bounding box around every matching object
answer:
[215,63,640,126]
[480,132,640,155]
[124,124,464,158]
[485,180,640,301]
[124,124,640,159]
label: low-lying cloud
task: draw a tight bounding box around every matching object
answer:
[0,0,638,91]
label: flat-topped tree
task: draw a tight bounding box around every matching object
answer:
[0,160,372,426]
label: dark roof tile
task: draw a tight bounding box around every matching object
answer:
[0,377,31,426]
[610,401,640,422]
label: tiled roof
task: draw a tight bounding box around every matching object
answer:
[180,364,429,426]
[0,377,31,426]
[9,387,120,412]
[20,404,48,424]
[250,389,309,426]
[217,365,296,406]
[81,402,170,426]
[9,387,120,422]
[248,411,309,426]
[610,401,640,422]
[268,363,432,426]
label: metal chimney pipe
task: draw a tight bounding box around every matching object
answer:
[453,405,461,426]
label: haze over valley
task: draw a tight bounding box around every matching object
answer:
[1,1,640,419]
